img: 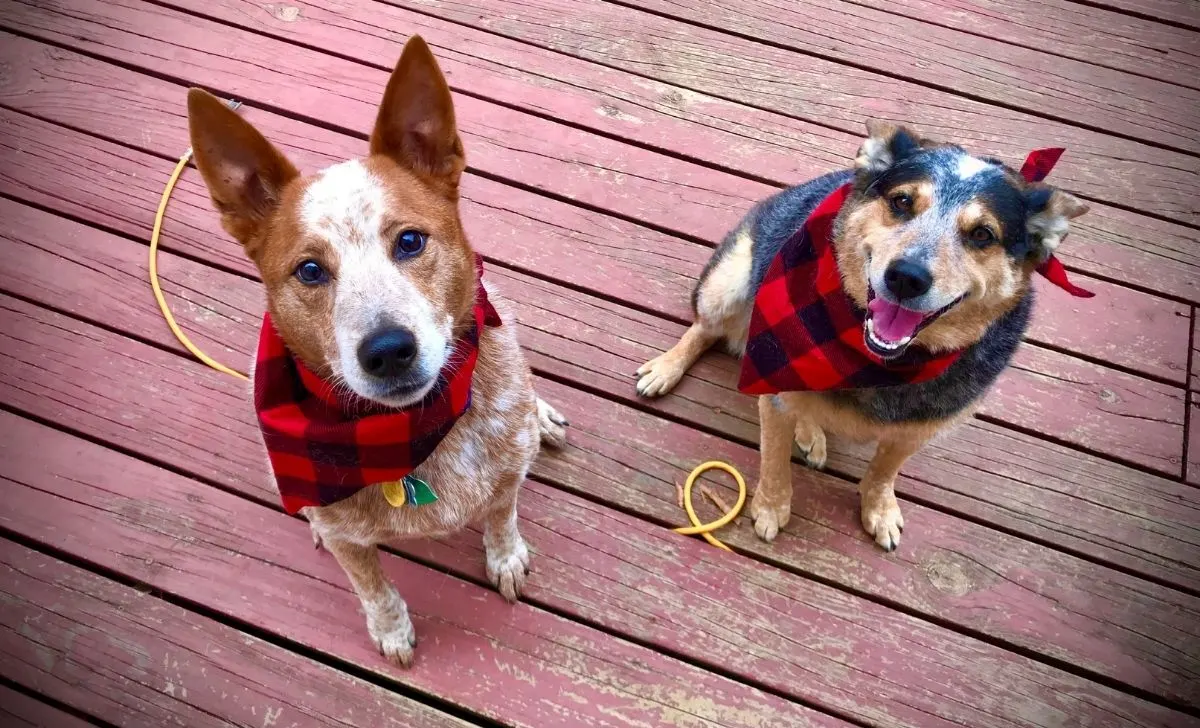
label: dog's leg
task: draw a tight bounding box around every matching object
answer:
[858,434,925,552]
[636,322,719,398]
[793,418,827,470]
[481,472,530,602]
[750,395,798,542]
[322,537,417,666]
[536,397,569,448]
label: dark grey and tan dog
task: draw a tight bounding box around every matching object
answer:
[637,122,1088,551]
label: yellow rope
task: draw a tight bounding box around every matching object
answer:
[673,461,747,551]
[150,103,248,380]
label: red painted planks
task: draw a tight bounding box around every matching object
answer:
[0,411,841,728]
[848,0,1200,90]
[162,0,1200,306]
[1,294,1197,709]
[3,180,1198,591]
[1088,0,1200,30]
[0,0,767,246]
[397,0,1200,226]
[621,0,1200,151]
[0,545,474,728]
[0,688,93,728]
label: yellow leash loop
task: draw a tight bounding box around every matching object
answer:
[673,461,747,551]
[150,100,248,381]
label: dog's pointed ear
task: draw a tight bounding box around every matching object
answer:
[1024,184,1089,263]
[187,88,299,253]
[370,36,465,189]
[855,119,923,173]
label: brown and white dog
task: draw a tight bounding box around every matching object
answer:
[638,122,1087,551]
[187,36,566,666]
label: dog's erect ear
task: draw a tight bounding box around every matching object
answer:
[1024,184,1089,262]
[187,88,299,253]
[370,36,465,188]
[854,119,923,173]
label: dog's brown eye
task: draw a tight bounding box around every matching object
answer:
[394,229,427,259]
[969,226,995,245]
[889,193,914,215]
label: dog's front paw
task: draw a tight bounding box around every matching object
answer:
[486,536,530,602]
[635,353,686,398]
[536,398,569,448]
[861,492,904,552]
[750,492,791,543]
[370,617,418,667]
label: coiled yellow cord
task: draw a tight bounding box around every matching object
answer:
[673,461,747,551]
[150,101,248,381]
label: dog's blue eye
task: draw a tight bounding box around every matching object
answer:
[394,229,427,259]
[294,260,328,285]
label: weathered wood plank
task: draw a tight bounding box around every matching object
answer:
[0,411,840,728]
[619,0,1200,151]
[0,544,475,728]
[0,0,767,247]
[847,0,1200,89]
[1,68,1192,464]
[1188,394,1200,485]
[0,687,94,728]
[157,0,1200,306]
[2,294,1197,708]
[4,170,1198,591]
[396,0,1200,226]
[1192,311,1199,391]
[1086,0,1200,30]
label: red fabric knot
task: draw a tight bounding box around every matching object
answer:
[738,184,963,395]
[1020,147,1094,299]
[255,254,502,514]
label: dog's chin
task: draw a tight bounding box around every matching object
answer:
[343,372,438,409]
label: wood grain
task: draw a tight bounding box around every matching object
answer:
[1085,0,1200,30]
[0,687,94,728]
[153,0,1200,306]
[846,0,1200,90]
[3,182,1197,591]
[1188,394,1200,485]
[620,0,1200,151]
[2,294,1197,708]
[396,0,1200,226]
[0,411,841,728]
[0,544,474,728]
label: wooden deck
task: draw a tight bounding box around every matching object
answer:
[1,0,1198,724]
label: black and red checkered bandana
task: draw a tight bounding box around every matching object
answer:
[738,148,1091,396]
[255,255,502,514]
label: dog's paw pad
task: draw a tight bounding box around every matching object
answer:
[861,498,904,552]
[536,398,568,448]
[635,354,685,398]
[750,495,791,543]
[370,618,417,667]
[487,539,530,602]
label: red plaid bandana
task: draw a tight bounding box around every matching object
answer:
[255,256,502,514]
[738,148,1090,395]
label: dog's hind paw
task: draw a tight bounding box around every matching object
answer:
[536,398,568,448]
[370,618,418,668]
[795,426,827,470]
[635,353,686,398]
[861,494,904,552]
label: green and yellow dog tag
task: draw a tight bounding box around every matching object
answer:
[380,475,439,508]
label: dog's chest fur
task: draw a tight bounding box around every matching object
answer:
[287,294,539,546]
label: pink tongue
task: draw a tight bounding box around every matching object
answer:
[868,297,924,342]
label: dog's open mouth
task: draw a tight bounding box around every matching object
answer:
[864,289,962,359]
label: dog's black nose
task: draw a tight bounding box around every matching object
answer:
[883,259,933,301]
[357,328,418,378]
